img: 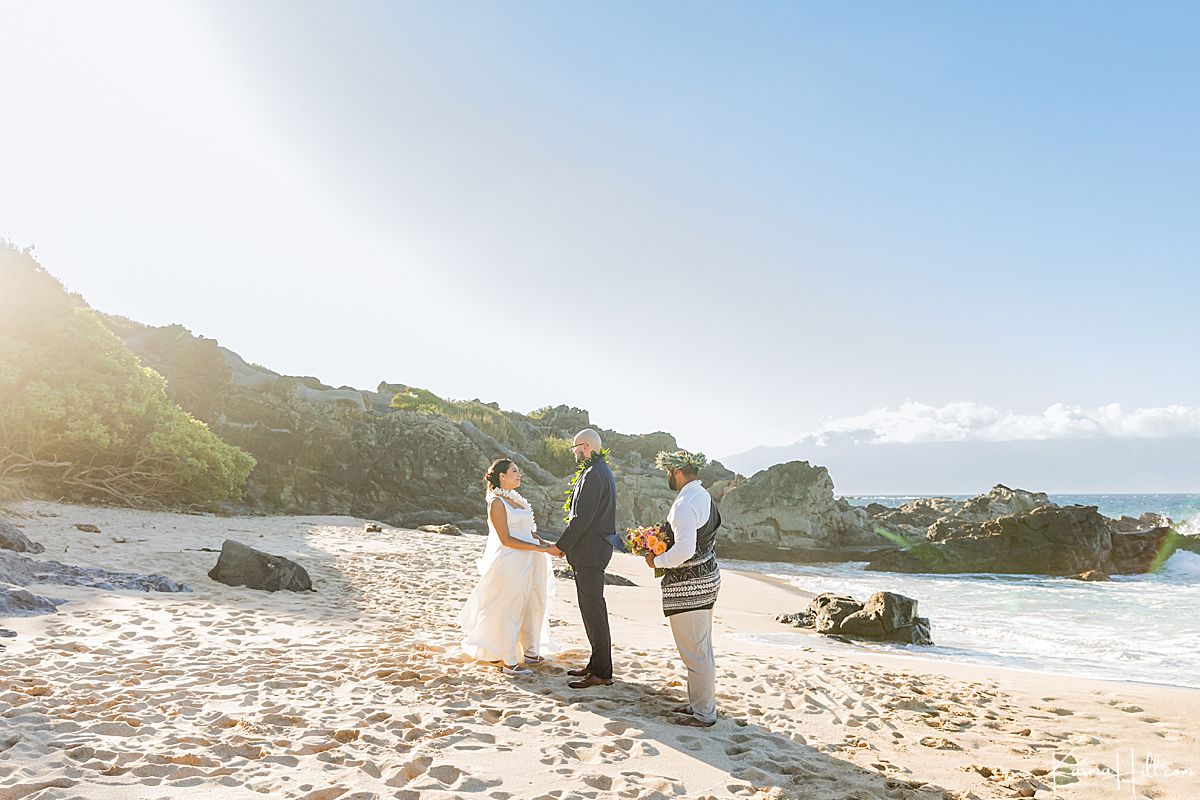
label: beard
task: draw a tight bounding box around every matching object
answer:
[667,471,678,491]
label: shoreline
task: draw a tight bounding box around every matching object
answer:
[2,500,1197,799]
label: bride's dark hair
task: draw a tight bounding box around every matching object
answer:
[484,458,515,490]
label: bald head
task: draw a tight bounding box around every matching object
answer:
[572,428,602,461]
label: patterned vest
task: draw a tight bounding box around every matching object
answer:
[660,500,722,617]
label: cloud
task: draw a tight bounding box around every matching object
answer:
[804,402,1200,445]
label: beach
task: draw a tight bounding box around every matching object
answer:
[1,501,1197,800]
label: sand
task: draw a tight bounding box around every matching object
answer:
[0,501,1196,800]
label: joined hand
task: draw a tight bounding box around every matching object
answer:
[547,544,564,558]
[644,553,656,569]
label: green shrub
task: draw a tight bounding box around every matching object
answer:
[533,436,576,476]
[0,244,255,507]
[390,386,525,448]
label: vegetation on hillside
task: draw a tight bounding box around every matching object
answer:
[0,243,255,508]
[390,387,526,448]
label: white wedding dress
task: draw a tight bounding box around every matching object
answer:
[458,492,557,666]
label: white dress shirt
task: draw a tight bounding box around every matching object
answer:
[654,479,712,569]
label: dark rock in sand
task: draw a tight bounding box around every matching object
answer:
[779,591,932,645]
[388,510,461,528]
[0,518,45,554]
[363,523,383,533]
[0,586,66,617]
[208,539,313,592]
[419,524,462,537]
[0,550,190,593]
[810,593,864,634]
[553,566,635,587]
[74,524,101,533]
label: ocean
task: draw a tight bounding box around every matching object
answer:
[728,494,1200,689]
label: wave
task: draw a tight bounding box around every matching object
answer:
[1160,549,1200,580]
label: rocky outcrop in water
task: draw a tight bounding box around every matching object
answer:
[777,591,932,645]
[208,539,314,593]
[711,461,893,562]
[866,485,1052,541]
[866,505,1179,576]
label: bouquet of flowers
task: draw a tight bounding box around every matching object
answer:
[622,521,674,577]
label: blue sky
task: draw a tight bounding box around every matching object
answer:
[2,1,1198,465]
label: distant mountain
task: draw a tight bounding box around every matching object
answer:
[723,433,1200,495]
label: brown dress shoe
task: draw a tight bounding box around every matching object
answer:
[566,667,591,677]
[568,675,613,689]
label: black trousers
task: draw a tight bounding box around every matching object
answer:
[572,565,613,679]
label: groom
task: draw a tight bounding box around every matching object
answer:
[549,428,617,689]
[645,449,721,727]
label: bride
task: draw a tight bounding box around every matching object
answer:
[458,458,557,675]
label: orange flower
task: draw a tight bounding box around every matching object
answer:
[645,535,659,550]
[652,541,667,555]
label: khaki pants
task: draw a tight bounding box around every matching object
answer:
[668,608,717,724]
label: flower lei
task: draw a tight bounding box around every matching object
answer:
[489,487,531,510]
[654,449,708,472]
[562,448,610,523]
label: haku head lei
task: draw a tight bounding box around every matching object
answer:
[654,449,708,472]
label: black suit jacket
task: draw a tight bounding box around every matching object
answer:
[557,459,617,569]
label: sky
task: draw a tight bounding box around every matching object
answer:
[2,1,1198,481]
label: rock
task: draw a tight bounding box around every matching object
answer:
[778,591,932,645]
[1070,570,1110,581]
[74,524,101,533]
[810,593,864,634]
[775,610,815,628]
[363,523,383,533]
[0,518,45,554]
[419,524,462,537]
[552,567,636,587]
[0,550,190,593]
[0,586,65,616]
[207,539,313,592]
[867,485,1052,540]
[867,506,1116,576]
[715,462,894,560]
[1107,526,1177,574]
[387,510,461,528]
[1175,533,1200,554]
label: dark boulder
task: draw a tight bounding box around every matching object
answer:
[809,593,863,634]
[553,566,635,587]
[778,591,931,645]
[208,539,313,592]
[0,518,44,554]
